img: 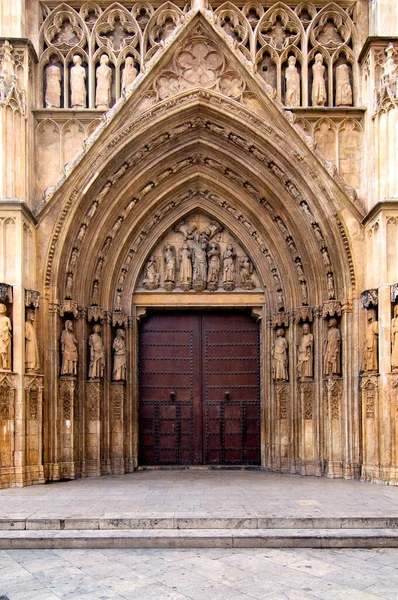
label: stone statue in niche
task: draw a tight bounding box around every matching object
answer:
[65,273,74,299]
[392,305,398,371]
[122,57,137,91]
[143,256,160,290]
[382,43,397,87]
[45,59,61,108]
[192,240,208,292]
[272,328,288,381]
[327,272,335,299]
[207,242,221,291]
[223,244,236,291]
[285,56,300,107]
[96,55,112,110]
[363,309,378,373]
[70,55,86,109]
[60,320,78,376]
[297,323,313,379]
[115,289,122,311]
[163,244,176,291]
[112,328,127,381]
[88,324,105,379]
[25,310,40,373]
[240,256,255,290]
[0,304,12,371]
[179,242,192,291]
[91,280,99,305]
[335,62,352,106]
[324,318,340,376]
[312,53,327,107]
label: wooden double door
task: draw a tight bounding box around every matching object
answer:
[139,310,261,465]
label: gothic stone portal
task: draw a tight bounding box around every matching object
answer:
[139,311,261,465]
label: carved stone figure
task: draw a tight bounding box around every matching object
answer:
[285,56,300,107]
[112,329,127,381]
[272,328,288,381]
[297,323,313,379]
[143,256,160,290]
[392,305,398,371]
[61,320,78,376]
[223,244,236,291]
[45,61,61,108]
[324,318,341,376]
[192,240,208,291]
[70,55,86,109]
[327,272,335,299]
[88,324,104,379]
[363,310,378,373]
[336,62,352,106]
[25,310,40,373]
[312,53,327,107]
[0,304,12,371]
[207,242,221,291]
[240,256,255,290]
[179,242,192,291]
[65,273,74,299]
[163,244,176,291]
[382,43,397,87]
[122,57,137,91]
[96,54,112,110]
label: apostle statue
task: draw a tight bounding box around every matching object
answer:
[272,328,288,381]
[297,323,313,379]
[163,244,176,290]
[312,53,327,107]
[88,324,104,379]
[207,242,221,291]
[179,242,192,291]
[61,320,78,376]
[143,256,160,290]
[70,54,86,109]
[0,304,12,371]
[391,305,398,372]
[45,58,61,108]
[335,62,352,106]
[285,56,300,107]
[96,54,112,110]
[25,310,40,373]
[324,318,340,376]
[122,57,137,91]
[112,329,127,381]
[223,244,236,291]
[363,310,378,373]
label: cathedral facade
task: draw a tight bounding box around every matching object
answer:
[0,0,397,488]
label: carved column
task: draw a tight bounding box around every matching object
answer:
[361,375,380,481]
[24,375,45,485]
[110,382,125,474]
[324,378,343,478]
[58,376,77,479]
[0,373,16,488]
[86,380,102,476]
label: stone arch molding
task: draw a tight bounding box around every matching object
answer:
[37,10,363,315]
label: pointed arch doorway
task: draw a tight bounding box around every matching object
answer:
[138,309,261,466]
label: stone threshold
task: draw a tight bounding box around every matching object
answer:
[1,516,398,531]
[1,528,398,549]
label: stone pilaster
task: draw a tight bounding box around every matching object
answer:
[58,376,77,480]
[85,380,102,476]
[110,382,125,474]
[0,372,16,488]
[361,374,380,481]
[24,374,44,485]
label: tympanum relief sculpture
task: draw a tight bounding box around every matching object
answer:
[137,213,260,292]
[0,304,12,371]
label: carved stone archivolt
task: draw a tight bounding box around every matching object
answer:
[137,212,260,293]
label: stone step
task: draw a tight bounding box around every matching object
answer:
[1,516,398,531]
[0,528,398,549]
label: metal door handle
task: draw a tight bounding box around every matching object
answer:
[224,391,231,401]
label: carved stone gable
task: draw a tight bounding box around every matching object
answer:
[137,211,261,293]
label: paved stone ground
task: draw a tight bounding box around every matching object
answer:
[0,547,398,599]
[1,470,398,519]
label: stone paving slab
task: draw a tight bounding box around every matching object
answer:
[1,547,398,599]
[1,471,398,522]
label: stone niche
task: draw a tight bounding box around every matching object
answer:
[137,211,261,293]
